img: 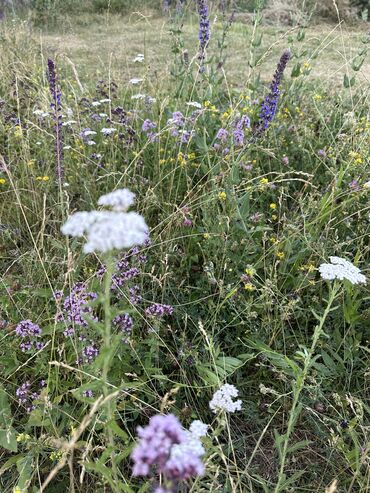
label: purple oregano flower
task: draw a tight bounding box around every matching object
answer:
[197,0,210,71]
[131,414,205,489]
[47,58,64,185]
[253,49,291,137]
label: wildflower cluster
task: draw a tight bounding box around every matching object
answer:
[61,189,148,253]
[209,383,242,413]
[319,257,366,285]
[15,319,43,352]
[132,414,207,489]
[16,380,46,413]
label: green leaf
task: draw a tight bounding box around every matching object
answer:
[291,63,301,78]
[0,384,12,427]
[287,439,312,455]
[106,421,128,441]
[352,54,366,72]
[0,428,18,452]
[343,74,355,88]
[0,453,25,475]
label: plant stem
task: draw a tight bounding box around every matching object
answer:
[102,254,119,488]
[274,284,339,493]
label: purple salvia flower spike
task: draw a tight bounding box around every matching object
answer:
[47,58,64,185]
[253,49,291,138]
[197,0,210,71]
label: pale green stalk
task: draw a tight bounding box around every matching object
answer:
[274,284,339,493]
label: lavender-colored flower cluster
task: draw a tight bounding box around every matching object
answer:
[233,115,251,147]
[16,380,46,413]
[142,118,158,141]
[113,313,133,342]
[60,282,97,329]
[145,303,174,318]
[55,283,99,365]
[167,111,194,144]
[254,49,291,137]
[131,414,207,488]
[15,319,44,352]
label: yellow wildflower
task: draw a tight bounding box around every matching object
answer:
[36,176,49,181]
[271,214,278,220]
[269,203,277,210]
[218,191,227,201]
[245,266,256,277]
[16,433,31,442]
[0,178,6,185]
[203,233,210,239]
[276,251,285,260]
[244,283,255,291]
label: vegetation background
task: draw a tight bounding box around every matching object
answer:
[0,0,369,492]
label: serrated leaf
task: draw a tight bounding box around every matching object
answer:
[287,439,312,455]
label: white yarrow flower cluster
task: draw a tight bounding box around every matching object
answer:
[169,421,208,465]
[97,189,135,211]
[319,256,366,285]
[61,189,148,254]
[189,420,208,438]
[209,383,242,414]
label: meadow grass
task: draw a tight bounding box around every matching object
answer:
[0,3,369,493]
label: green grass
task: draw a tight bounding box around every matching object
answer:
[0,5,369,493]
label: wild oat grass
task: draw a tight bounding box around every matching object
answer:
[0,2,369,493]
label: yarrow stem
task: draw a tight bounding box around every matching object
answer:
[102,253,120,488]
[274,283,339,493]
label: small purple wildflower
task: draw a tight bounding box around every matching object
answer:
[16,320,43,352]
[233,128,244,147]
[170,111,185,127]
[82,343,99,364]
[112,267,140,289]
[83,389,94,398]
[62,283,97,328]
[145,303,174,317]
[16,382,31,405]
[142,119,157,132]
[179,130,193,144]
[282,156,289,165]
[16,320,42,338]
[348,179,360,192]
[129,285,143,305]
[113,313,133,342]
[216,128,228,142]
[16,381,43,413]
